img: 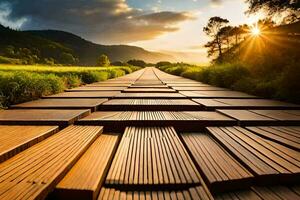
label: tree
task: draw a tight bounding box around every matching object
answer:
[127,59,147,67]
[156,61,172,67]
[60,52,76,65]
[97,54,110,66]
[246,0,300,23]
[203,17,230,61]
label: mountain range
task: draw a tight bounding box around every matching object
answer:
[0,24,175,65]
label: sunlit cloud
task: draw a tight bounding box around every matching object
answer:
[0,0,195,43]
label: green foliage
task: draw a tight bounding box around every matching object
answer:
[0,71,65,106]
[0,56,23,65]
[97,54,110,67]
[156,61,172,67]
[0,64,140,106]
[158,61,300,103]
[127,59,147,67]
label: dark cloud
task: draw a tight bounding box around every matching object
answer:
[0,0,195,43]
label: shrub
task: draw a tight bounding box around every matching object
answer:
[97,54,110,67]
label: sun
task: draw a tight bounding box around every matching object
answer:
[251,27,261,36]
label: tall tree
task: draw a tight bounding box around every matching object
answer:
[246,0,300,23]
[203,17,230,61]
[97,54,110,67]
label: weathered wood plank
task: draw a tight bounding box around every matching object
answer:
[11,98,108,112]
[105,127,202,188]
[207,126,300,184]
[181,133,254,193]
[217,110,277,126]
[180,91,258,98]
[122,88,176,93]
[100,99,201,111]
[246,126,300,151]
[173,87,228,91]
[0,125,103,200]
[115,93,186,99]
[77,111,236,131]
[66,87,127,92]
[0,109,90,126]
[0,125,59,163]
[98,186,213,200]
[44,91,120,99]
[55,133,120,200]
[193,99,300,110]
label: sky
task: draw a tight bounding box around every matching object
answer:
[0,0,262,63]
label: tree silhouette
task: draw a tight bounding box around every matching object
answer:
[203,17,229,61]
[246,0,300,23]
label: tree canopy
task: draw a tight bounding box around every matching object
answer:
[97,54,110,67]
[246,0,300,23]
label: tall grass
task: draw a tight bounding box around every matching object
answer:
[0,65,140,106]
[158,63,300,104]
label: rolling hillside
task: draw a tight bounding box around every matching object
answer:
[0,24,174,65]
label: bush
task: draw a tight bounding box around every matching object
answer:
[127,59,147,67]
[0,64,140,106]
[0,71,65,106]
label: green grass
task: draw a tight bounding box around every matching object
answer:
[0,64,140,107]
[158,63,300,104]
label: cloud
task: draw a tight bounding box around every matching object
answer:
[0,0,195,44]
[210,0,222,6]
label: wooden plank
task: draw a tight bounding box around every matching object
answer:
[11,98,108,111]
[100,99,201,111]
[167,83,211,87]
[0,109,90,126]
[55,133,120,200]
[215,186,300,200]
[129,85,169,88]
[122,88,176,93]
[86,83,131,87]
[0,125,59,163]
[180,91,258,98]
[105,127,202,188]
[250,110,300,125]
[173,87,228,91]
[114,93,187,99]
[207,127,300,184]
[43,91,120,99]
[77,111,236,131]
[181,133,254,193]
[193,99,300,110]
[66,87,127,92]
[98,186,213,200]
[0,125,103,200]
[246,126,300,151]
[217,110,277,126]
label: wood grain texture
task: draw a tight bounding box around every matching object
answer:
[11,98,108,111]
[106,127,202,188]
[55,133,120,200]
[181,133,254,193]
[0,109,90,126]
[0,125,59,163]
[0,126,103,200]
[207,126,300,184]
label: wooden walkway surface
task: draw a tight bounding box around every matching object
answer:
[0,67,300,200]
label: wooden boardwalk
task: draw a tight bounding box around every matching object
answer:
[0,67,299,200]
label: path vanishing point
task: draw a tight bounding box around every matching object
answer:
[0,67,300,200]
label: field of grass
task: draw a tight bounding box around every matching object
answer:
[158,63,300,104]
[0,65,140,107]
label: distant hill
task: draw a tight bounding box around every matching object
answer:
[27,30,174,65]
[0,24,75,65]
[0,24,174,65]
